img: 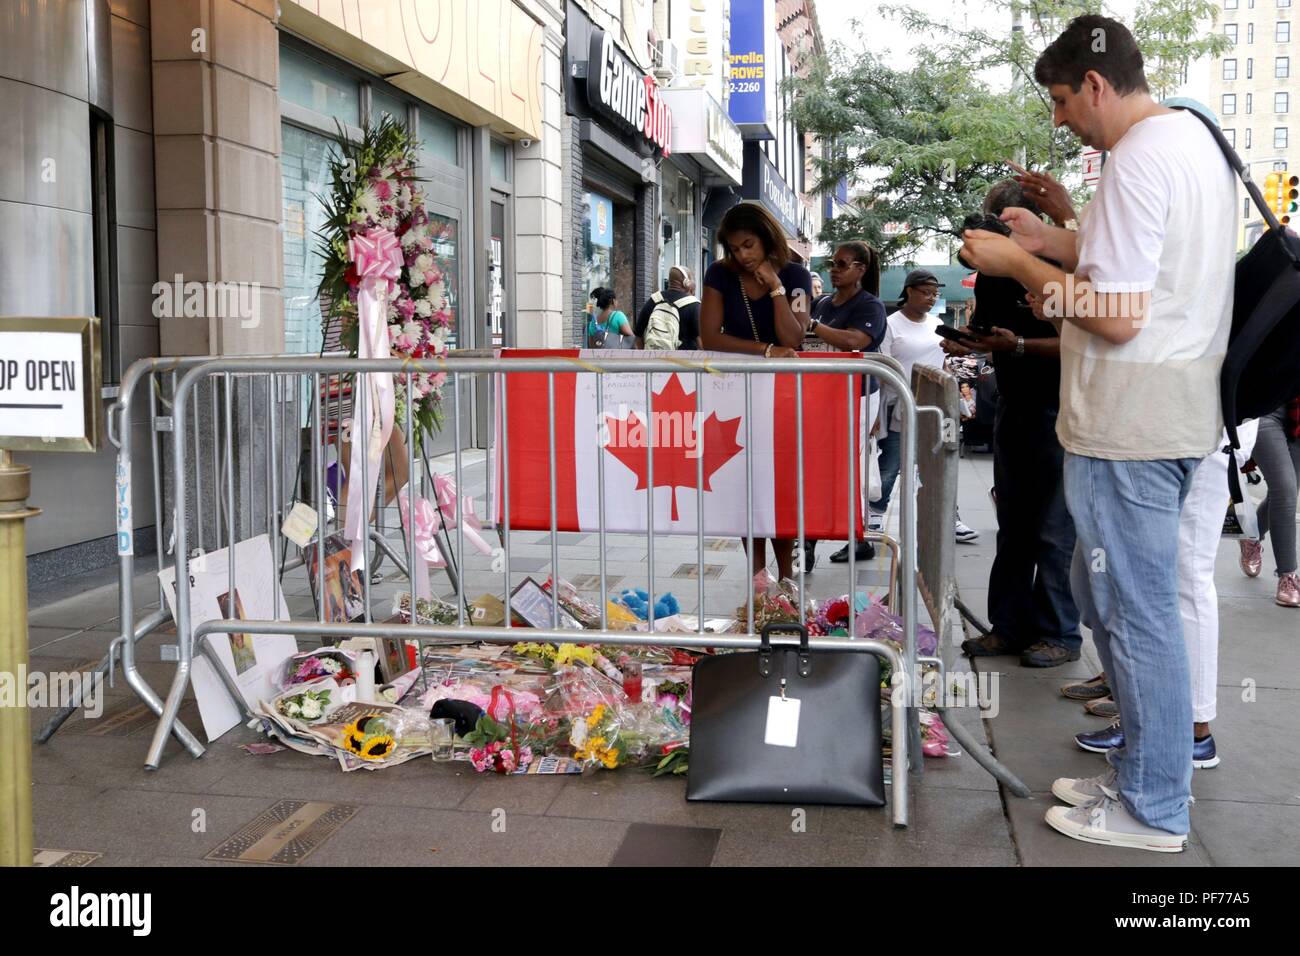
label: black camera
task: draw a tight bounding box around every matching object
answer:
[957,213,1011,270]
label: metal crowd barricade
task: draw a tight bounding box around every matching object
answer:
[99,352,929,827]
[34,351,425,747]
[910,366,1029,797]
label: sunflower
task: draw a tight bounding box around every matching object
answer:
[361,735,396,760]
[599,748,620,770]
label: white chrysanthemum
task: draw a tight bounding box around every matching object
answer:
[415,298,433,318]
[414,253,434,274]
[354,185,378,217]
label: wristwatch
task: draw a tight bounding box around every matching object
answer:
[1015,335,1026,357]
[769,286,787,298]
[808,317,821,331]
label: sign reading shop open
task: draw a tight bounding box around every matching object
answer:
[587,28,672,157]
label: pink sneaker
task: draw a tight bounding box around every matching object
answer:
[1277,572,1300,608]
[1239,539,1263,578]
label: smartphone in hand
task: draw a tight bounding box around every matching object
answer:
[935,325,979,344]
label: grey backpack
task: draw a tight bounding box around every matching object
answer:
[643,292,698,350]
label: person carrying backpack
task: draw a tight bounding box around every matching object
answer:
[959,16,1237,853]
[635,266,700,350]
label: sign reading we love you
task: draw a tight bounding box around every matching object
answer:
[0,316,101,453]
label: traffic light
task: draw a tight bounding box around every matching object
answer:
[1263,171,1298,226]
[1265,171,1282,216]
[1281,172,1299,227]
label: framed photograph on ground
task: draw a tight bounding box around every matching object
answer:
[216,590,257,676]
[305,532,366,623]
[509,576,583,631]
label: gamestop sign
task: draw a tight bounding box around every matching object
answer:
[587,28,672,156]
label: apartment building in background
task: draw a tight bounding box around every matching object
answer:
[1210,0,1298,248]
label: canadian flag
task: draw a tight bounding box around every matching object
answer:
[490,350,865,540]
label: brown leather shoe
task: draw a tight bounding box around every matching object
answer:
[1021,641,1082,668]
[961,631,1023,657]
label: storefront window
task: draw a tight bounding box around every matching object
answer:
[491,141,510,181]
[370,88,408,126]
[583,191,615,297]
[281,123,335,355]
[279,45,360,124]
[418,107,459,166]
[425,211,461,350]
[659,169,695,284]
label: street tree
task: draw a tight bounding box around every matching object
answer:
[789,0,1231,263]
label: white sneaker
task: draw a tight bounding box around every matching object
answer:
[1044,785,1187,853]
[867,512,885,533]
[1051,767,1119,807]
[955,519,979,543]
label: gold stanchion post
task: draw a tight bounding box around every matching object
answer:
[0,449,38,867]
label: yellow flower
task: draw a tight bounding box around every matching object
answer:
[599,748,620,769]
[587,704,606,728]
[588,736,607,750]
[360,734,395,760]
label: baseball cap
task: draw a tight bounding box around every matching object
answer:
[903,269,944,289]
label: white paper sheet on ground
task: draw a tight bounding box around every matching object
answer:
[158,534,299,741]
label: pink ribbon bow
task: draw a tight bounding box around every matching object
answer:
[397,475,492,599]
[347,228,403,283]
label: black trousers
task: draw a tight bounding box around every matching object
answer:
[988,397,1081,650]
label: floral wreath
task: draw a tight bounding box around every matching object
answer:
[317,116,453,436]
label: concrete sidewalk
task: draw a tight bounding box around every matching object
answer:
[20,452,1298,865]
[952,451,1300,866]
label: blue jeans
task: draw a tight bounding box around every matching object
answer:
[1065,453,1199,834]
[870,427,901,515]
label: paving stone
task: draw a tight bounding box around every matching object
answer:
[34,785,275,860]
[546,771,828,835]
[203,758,482,811]
[1190,800,1300,866]
[610,823,721,866]
[299,805,628,867]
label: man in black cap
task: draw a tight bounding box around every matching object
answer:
[872,270,979,542]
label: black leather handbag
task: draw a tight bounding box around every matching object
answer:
[686,623,885,806]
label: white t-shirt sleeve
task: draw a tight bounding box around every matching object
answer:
[1075,149,1168,293]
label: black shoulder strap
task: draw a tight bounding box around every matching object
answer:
[1171,105,1300,268]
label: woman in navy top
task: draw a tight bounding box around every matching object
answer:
[700,202,813,579]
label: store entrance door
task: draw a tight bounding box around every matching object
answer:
[421,198,471,458]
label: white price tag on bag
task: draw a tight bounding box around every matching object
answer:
[765,695,801,748]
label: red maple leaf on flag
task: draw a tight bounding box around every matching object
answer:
[603,374,743,521]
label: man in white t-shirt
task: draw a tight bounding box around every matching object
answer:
[959,15,1236,853]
